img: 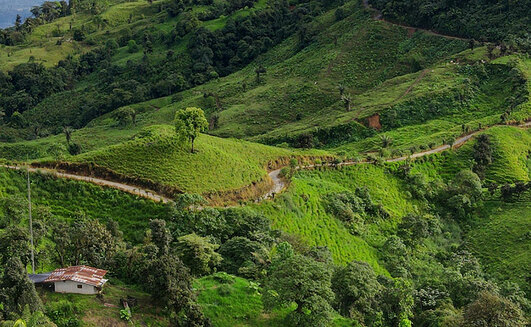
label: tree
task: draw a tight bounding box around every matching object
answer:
[175,233,221,276]
[461,292,525,327]
[63,126,73,145]
[0,195,27,228]
[112,106,136,126]
[331,261,382,325]
[174,107,208,153]
[15,15,22,31]
[445,170,483,220]
[127,39,139,53]
[50,218,117,267]
[255,65,266,83]
[149,219,172,256]
[380,135,393,148]
[472,134,492,179]
[72,28,85,41]
[218,236,265,275]
[382,236,410,277]
[337,83,345,96]
[144,254,211,326]
[341,94,352,111]
[0,226,31,266]
[0,257,42,317]
[397,213,440,246]
[378,277,414,327]
[264,254,334,327]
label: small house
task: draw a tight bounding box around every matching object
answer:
[30,265,108,295]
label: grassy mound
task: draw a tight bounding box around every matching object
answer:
[71,125,323,194]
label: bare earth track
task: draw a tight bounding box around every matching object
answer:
[264,121,531,200]
[3,122,527,205]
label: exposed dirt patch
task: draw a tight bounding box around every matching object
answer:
[366,113,382,130]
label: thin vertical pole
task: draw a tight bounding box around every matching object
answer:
[27,166,35,274]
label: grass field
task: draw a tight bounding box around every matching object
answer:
[467,191,531,295]
[410,126,531,184]
[40,281,168,327]
[0,167,170,244]
[254,163,421,274]
[195,273,357,327]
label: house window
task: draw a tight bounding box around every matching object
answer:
[77,284,83,289]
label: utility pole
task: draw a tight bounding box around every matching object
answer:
[27,165,35,274]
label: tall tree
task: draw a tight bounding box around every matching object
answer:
[472,134,492,179]
[149,219,172,256]
[175,233,222,276]
[264,254,334,327]
[461,292,525,327]
[0,257,42,317]
[332,261,383,325]
[174,107,208,153]
[144,254,211,326]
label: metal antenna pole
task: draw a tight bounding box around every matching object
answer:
[27,164,35,274]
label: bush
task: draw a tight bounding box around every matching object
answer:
[72,29,85,41]
[67,143,81,155]
[45,300,82,327]
[217,284,232,296]
[127,40,139,53]
[212,272,235,284]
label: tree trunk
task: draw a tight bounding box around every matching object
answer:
[191,137,195,153]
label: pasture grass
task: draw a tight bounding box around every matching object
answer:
[195,273,358,327]
[0,167,170,243]
[254,163,420,274]
[467,191,531,295]
[40,281,168,327]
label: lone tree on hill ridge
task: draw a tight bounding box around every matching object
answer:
[174,107,208,153]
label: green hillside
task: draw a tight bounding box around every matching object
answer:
[70,124,323,195]
[0,0,530,326]
[468,191,531,295]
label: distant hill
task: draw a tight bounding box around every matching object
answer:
[0,0,43,28]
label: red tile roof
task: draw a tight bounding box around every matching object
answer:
[44,265,108,287]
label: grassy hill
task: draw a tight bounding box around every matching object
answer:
[69,124,324,196]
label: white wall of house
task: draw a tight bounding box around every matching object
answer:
[54,281,98,295]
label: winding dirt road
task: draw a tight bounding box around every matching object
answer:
[361,0,471,42]
[1,122,529,204]
[263,121,531,199]
[2,165,171,203]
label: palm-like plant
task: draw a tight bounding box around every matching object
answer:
[63,126,73,145]
[380,135,393,148]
